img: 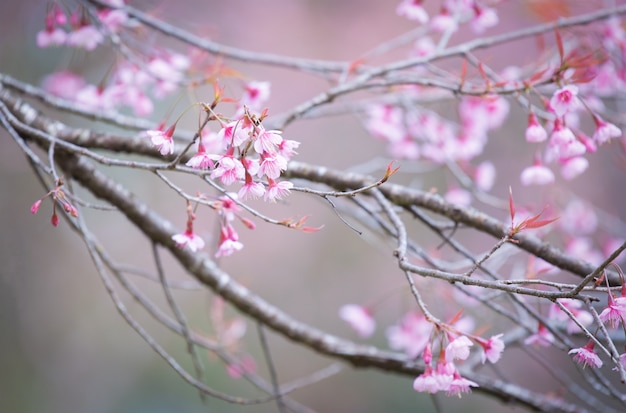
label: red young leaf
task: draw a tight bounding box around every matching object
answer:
[555,29,564,64]
[381,161,400,183]
[348,57,367,76]
[528,67,550,84]
[508,186,516,223]
[448,309,464,326]
[523,215,559,229]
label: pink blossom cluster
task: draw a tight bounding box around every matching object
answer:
[338,305,505,395]
[365,96,506,205]
[181,87,299,204]
[519,16,626,186]
[520,83,622,185]
[41,52,190,116]
[209,297,257,379]
[396,0,499,34]
[38,2,189,116]
[525,291,626,371]
[366,94,508,166]
[411,330,504,396]
[37,1,128,50]
[368,11,626,200]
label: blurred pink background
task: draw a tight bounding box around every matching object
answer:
[2,1,626,412]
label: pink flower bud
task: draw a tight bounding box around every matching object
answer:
[51,211,59,227]
[525,113,547,143]
[30,199,42,214]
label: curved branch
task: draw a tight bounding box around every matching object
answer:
[53,146,585,413]
[0,85,595,279]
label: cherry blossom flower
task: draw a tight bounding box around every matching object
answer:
[212,155,245,186]
[447,371,478,396]
[258,152,288,179]
[42,71,86,100]
[172,229,205,252]
[37,6,67,47]
[560,156,588,180]
[215,194,242,223]
[264,179,293,202]
[471,5,498,33]
[549,85,580,118]
[218,120,252,148]
[474,161,495,192]
[569,341,603,368]
[550,298,594,334]
[431,8,458,33]
[216,224,244,257]
[559,200,598,235]
[520,164,555,186]
[278,139,300,159]
[413,368,442,393]
[523,323,555,347]
[171,204,204,252]
[549,119,576,147]
[75,84,117,111]
[339,304,376,338]
[254,128,283,154]
[445,335,473,361]
[413,356,457,394]
[97,9,128,33]
[589,63,625,97]
[599,292,626,329]
[386,312,433,358]
[388,138,420,160]
[396,0,429,24]
[477,334,505,364]
[36,26,66,48]
[66,25,104,50]
[525,112,548,142]
[238,81,271,114]
[122,87,154,116]
[548,120,586,160]
[186,134,219,170]
[459,95,509,134]
[147,57,183,87]
[444,187,471,207]
[238,174,266,200]
[147,124,177,156]
[413,36,436,58]
[365,104,405,143]
[592,116,622,145]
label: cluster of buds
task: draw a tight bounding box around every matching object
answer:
[162,82,300,257]
[30,179,79,227]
